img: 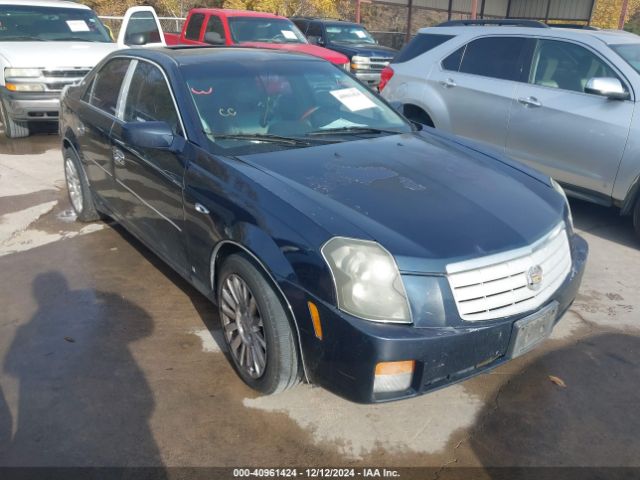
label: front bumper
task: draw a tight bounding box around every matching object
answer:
[353,71,382,86]
[284,233,588,403]
[0,87,60,121]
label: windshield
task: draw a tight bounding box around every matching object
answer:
[228,17,307,44]
[0,5,112,42]
[183,58,411,155]
[611,43,640,74]
[325,24,376,45]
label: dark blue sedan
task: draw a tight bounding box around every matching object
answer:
[59,46,587,403]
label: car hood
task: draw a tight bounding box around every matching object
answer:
[327,42,397,58]
[236,132,564,272]
[0,42,119,68]
[239,42,349,64]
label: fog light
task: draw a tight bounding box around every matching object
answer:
[373,360,415,393]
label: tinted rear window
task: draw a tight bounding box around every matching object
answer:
[393,33,454,63]
[458,36,529,81]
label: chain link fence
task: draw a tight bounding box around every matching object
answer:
[99,16,405,49]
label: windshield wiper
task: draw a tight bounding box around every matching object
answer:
[52,37,99,42]
[206,132,314,146]
[0,36,44,41]
[308,126,403,136]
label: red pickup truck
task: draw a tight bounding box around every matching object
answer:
[164,9,349,67]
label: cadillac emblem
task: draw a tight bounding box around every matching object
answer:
[526,265,544,291]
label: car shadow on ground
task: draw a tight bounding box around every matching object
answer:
[0,271,168,472]
[570,198,638,249]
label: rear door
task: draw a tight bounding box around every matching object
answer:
[109,59,189,273]
[506,38,634,197]
[76,57,131,204]
[429,36,534,150]
[182,12,206,45]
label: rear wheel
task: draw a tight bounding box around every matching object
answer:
[64,148,99,222]
[217,254,300,394]
[0,98,29,138]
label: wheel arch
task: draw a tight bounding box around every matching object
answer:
[209,238,309,382]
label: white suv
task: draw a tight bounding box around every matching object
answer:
[380,20,640,239]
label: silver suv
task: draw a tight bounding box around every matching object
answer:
[380,20,640,239]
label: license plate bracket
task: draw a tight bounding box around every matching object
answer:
[508,302,558,358]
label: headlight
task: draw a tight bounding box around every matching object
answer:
[350,55,371,71]
[5,68,42,78]
[321,237,412,323]
[5,83,45,92]
[551,178,573,229]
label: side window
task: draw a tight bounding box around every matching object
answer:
[458,37,529,81]
[89,58,130,116]
[530,39,622,94]
[293,19,309,34]
[204,15,225,44]
[185,13,205,41]
[124,61,180,135]
[124,11,161,45]
[394,34,455,63]
[306,22,323,43]
[442,45,465,71]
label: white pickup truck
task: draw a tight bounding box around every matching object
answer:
[0,0,121,138]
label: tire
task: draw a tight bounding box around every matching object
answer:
[63,148,100,222]
[217,254,300,394]
[633,195,640,240]
[0,97,29,139]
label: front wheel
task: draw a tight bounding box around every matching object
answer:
[217,254,300,394]
[0,98,29,139]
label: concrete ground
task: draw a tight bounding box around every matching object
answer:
[0,125,639,473]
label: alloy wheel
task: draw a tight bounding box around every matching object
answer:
[65,157,83,213]
[220,274,267,379]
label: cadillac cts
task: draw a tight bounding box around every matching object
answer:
[59,47,587,403]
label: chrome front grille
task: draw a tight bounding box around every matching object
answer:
[42,68,91,91]
[447,223,571,322]
[368,57,393,72]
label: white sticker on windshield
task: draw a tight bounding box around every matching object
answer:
[66,20,90,32]
[355,30,367,38]
[281,30,297,40]
[330,87,377,112]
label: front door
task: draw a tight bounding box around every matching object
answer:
[110,59,189,273]
[506,38,634,197]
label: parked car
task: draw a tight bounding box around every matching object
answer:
[0,0,119,138]
[291,17,396,87]
[59,46,587,403]
[148,8,349,68]
[380,19,640,239]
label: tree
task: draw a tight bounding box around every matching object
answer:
[591,0,640,29]
[222,0,343,17]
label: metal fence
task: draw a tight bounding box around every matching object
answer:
[99,16,186,38]
[99,16,405,49]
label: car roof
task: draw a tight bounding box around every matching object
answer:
[0,0,90,8]
[124,46,325,67]
[423,24,640,46]
[189,8,284,19]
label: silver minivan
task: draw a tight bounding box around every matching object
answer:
[381,20,640,239]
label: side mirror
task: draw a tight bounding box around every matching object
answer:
[125,33,148,46]
[122,121,184,152]
[204,32,225,45]
[585,77,630,100]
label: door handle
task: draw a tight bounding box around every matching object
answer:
[518,96,542,108]
[194,203,210,215]
[441,78,457,88]
[112,147,125,166]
